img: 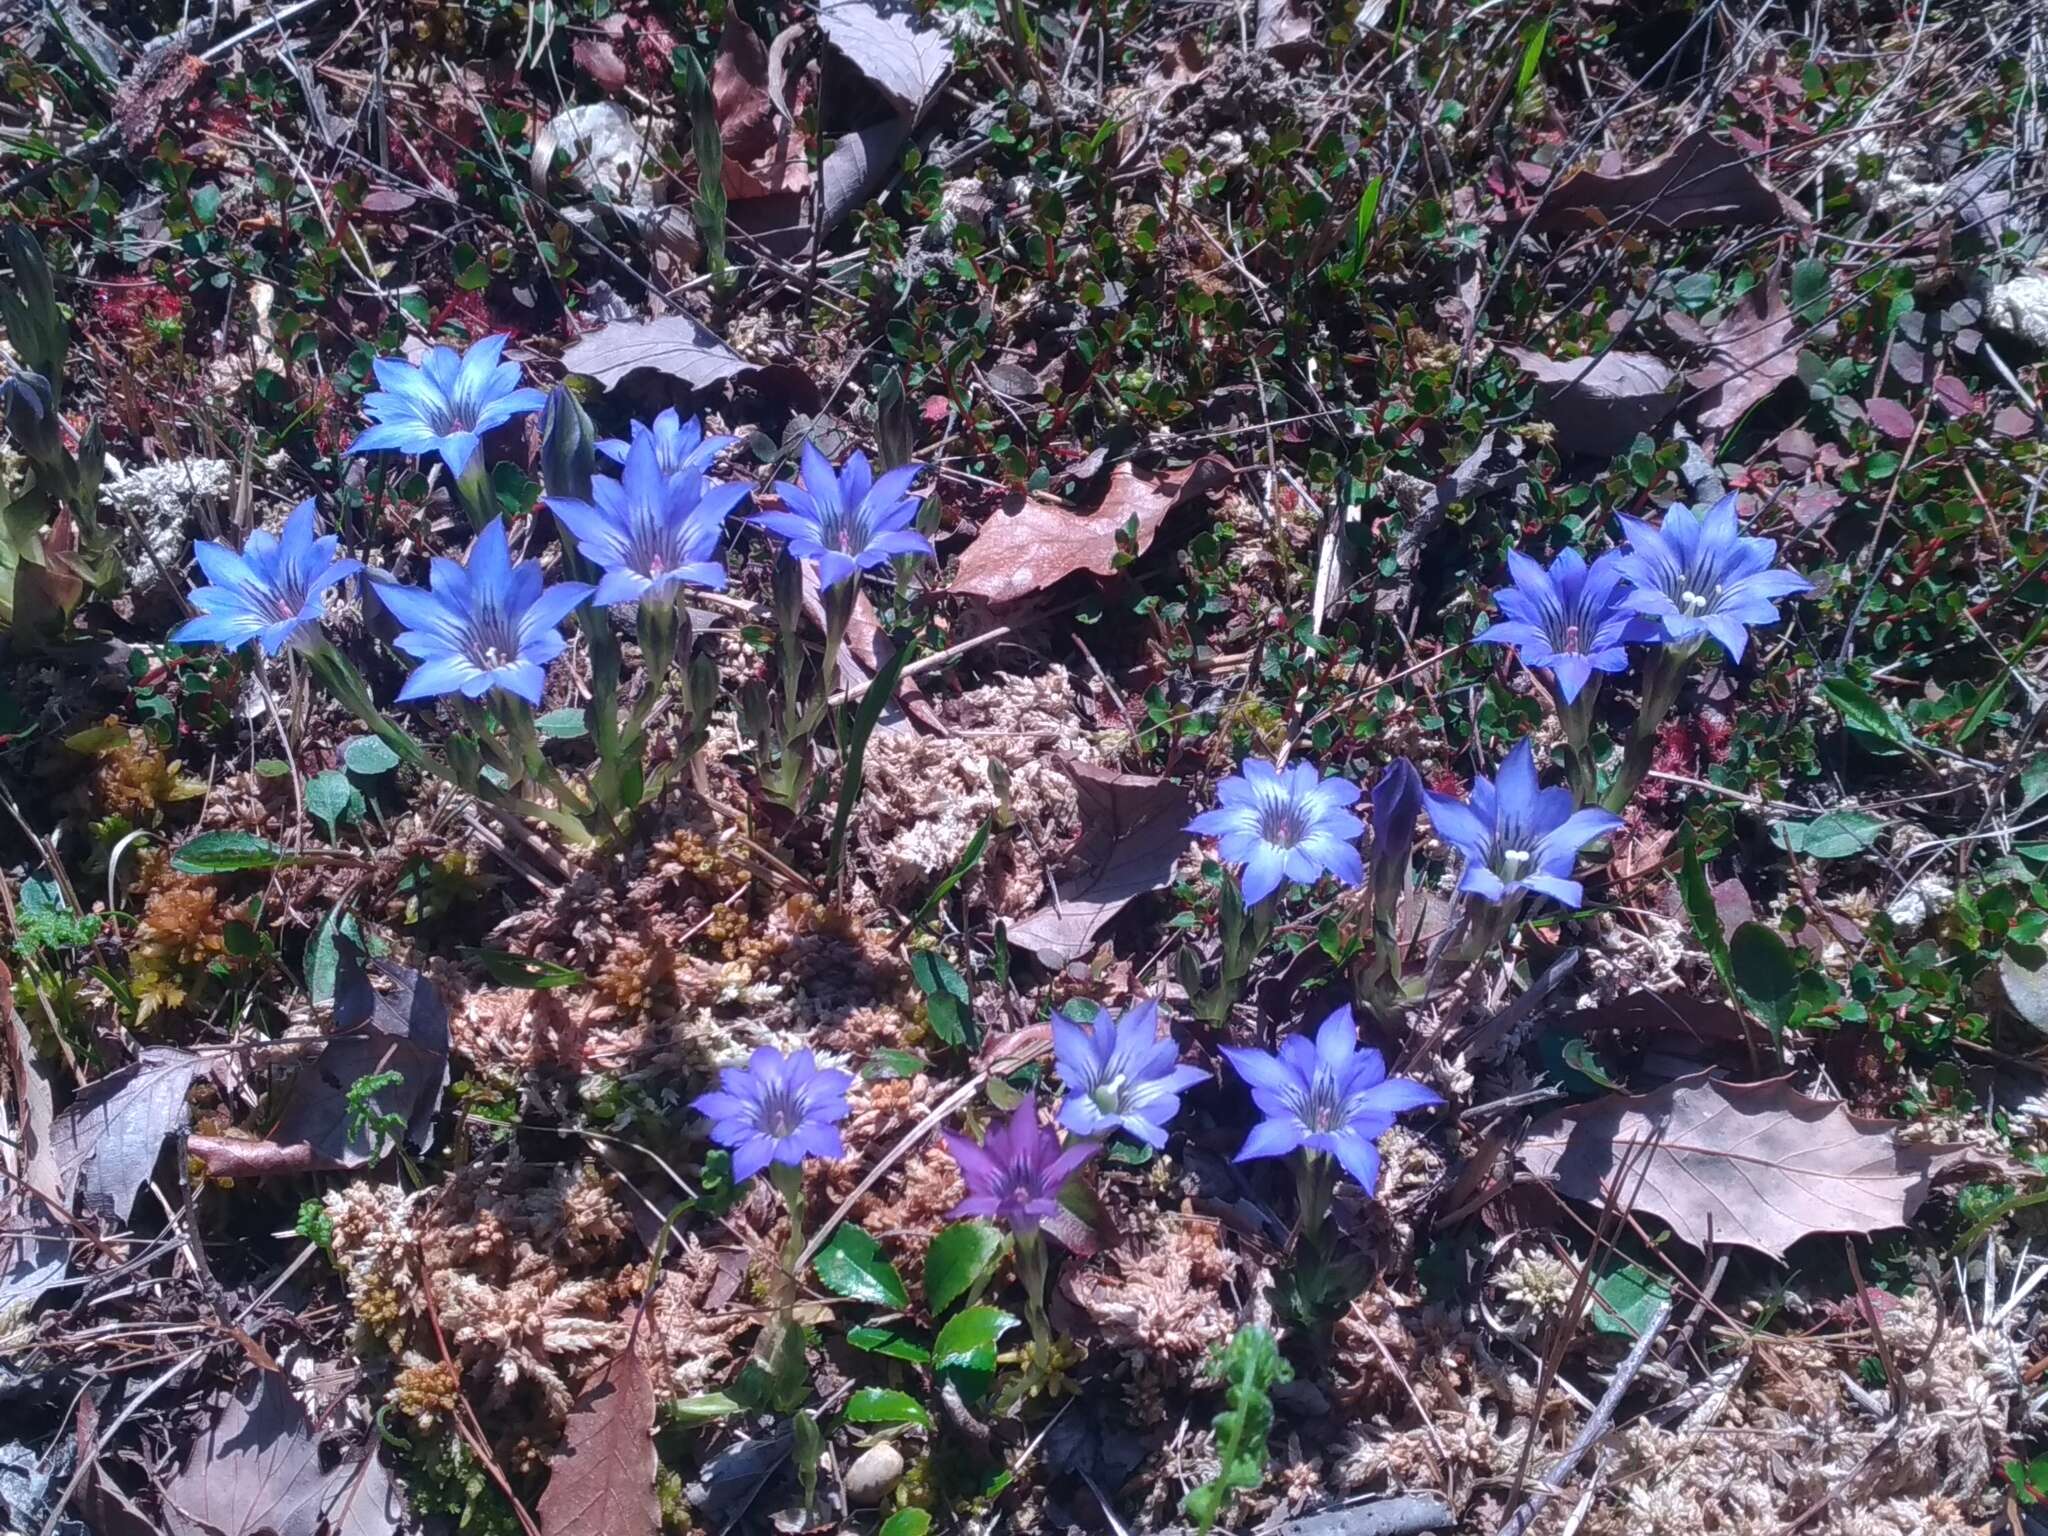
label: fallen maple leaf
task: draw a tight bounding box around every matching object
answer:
[52,1045,205,1220]
[1519,1073,1965,1259]
[950,457,1234,608]
[1689,283,1798,435]
[1530,130,1807,235]
[1007,761,1194,966]
[538,1344,659,1536]
[1503,348,1679,456]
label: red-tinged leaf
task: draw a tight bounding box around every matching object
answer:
[950,457,1235,608]
[1008,762,1194,966]
[573,34,630,91]
[52,1046,205,1220]
[1865,396,1918,440]
[1689,284,1798,435]
[1519,1073,1970,1259]
[538,1346,659,1536]
[713,14,810,199]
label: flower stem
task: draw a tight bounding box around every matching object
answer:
[769,1161,808,1286]
[1293,1151,1335,1249]
[453,455,495,531]
[1558,683,1602,809]
[1601,640,1697,814]
[1014,1228,1054,1372]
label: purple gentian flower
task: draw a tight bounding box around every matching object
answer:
[753,444,931,590]
[1368,758,1424,911]
[1221,1004,1440,1195]
[172,499,361,657]
[346,334,546,478]
[1186,759,1364,907]
[373,518,592,706]
[597,407,738,479]
[943,1094,1099,1235]
[1052,1000,1207,1148]
[1421,739,1620,909]
[1474,548,1643,703]
[1611,492,1812,662]
[545,431,746,607]
[692,1046,852,1184]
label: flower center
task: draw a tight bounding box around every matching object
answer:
[465,606,522,674]
[1090,1076,1126,1114]
[754,1084,805,1139]
[1500,848,1532,879]
[1257,799,1307,848]
[1679,587,1712,615]
[1559,622,1582,654]
[1295,1070,1351,1135]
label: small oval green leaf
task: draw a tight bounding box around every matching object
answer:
[843,1387,930,1429]
[813,1223,909,1308]
[171,830,287,875]
[923,1221,1004,1314]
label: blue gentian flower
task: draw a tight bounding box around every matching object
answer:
[943,1094,1100,1235]
[1421,739,1620,909]
[172,499,361,657]
[1221,1004,1441,1194]
[545,431,747,607]
[692,1046,852,1184]
[753,443,931,590]
[1612,492,1812,662]
[1186,759,1365,907]
[1052,1000,1208,1148]
[1475,548,1643,703]
[1369,758,1424,912]
[346,334,546,478]
[373,518,591,706]
[597,407,737,479]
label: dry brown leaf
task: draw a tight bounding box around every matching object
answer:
[1531,130,1807,235]
[1503,347,1679,456]
[1519,1073,1964,1258]
[1007,761,1194,966]
[713,15,810,200]
[950,457,1234,607]
[537,1344,659,1536]
[52,1045,204,1220]
[1254,0,1316,60]
[1689,284,1798,434]
[818,0,951,121]
[561,313,756,392]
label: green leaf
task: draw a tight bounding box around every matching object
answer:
[861,1047,927,1081]
[1821,677,1920,752]
[254,758,291,778]
[171,830,287,875]
[1561,1038,1620,1091]
[461,947,587,989]
[907,819,990,932]
[306,907,369,1006]
[1730,921,1799,1040]
[306,770,363,835]
[1770,809,1885,860]
[910,948,973,1048]
[1676,841,1736,1006]
[342,734,402,776]
[1182,1325,1291,1534]
[843,1387,931,1429]
[932,1305,1018,1400]
[1790,257,1829,322]
[665,1392,740,1426]
[1591,1264,1670,1338]
[847,1325,932,1364]
[924,1221,1005,1314]
[64,723,130,754]
[829,636,916,882]
[734,1313,810,1413]
[191,184,222,225]
[879,1512,932,1536]
[813,1224,909,1308]
[535,707,589,740]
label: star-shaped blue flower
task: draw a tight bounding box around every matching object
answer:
[597,408,738,480]
[1475,548,1645,703]
[1612,492,1812,662]
[373,518,591,706]
[172,499,361,657]
[753,444,931,590]
[1221,1005,1441,1195]
[692,1047,852,1184]
[1052,1000,1208,1148]
[346,334,546,478]
[1421,739,1620,909]
[1186,759,1365,907]
[546,431,747,607]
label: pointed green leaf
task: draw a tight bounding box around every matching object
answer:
[813,1223,909,1308]
[923,1221,1005,1314]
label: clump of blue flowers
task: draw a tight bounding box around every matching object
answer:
[1614,492,1814,662]
[693,1046,852,1188]
[172,499,359,657]
[598,405,737,480]
[1422,739,1621,911]
[1223,1005,1440,1243]
[1052,999,1207,1148]
[755,444,932,592]
[346,334,545,527]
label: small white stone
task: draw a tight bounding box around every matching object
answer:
[1986,270,2048,350]
[842,1442,905,1506]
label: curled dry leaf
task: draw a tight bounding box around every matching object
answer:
[1689,283,1799,435]
[1530,130,1808,234]
[561,314,824,411]
[537,1343,660,1536]
[1008,761,1194,966]
[950,456,1235,608]
[1254,0,1316,61]
[714,14,810,200]
[1503,347,1679,457]
[1519,1073,1967,1259]
[817,0,951,121]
